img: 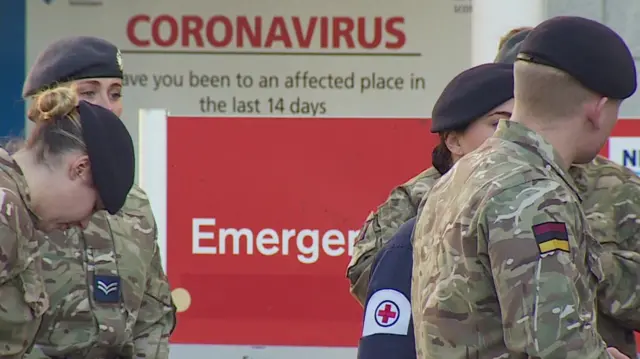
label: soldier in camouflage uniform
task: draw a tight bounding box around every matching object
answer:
[20,37,176,359]
[357,62,515,359]
[412,16,636,359]
[0,85,135,358]
[346,25,533,306]
[351,22,640,357]
[498,26,640,358]
[569,158,640,357]
[347,64,515,305]
[346,26,541,306]
[346,28,531,306]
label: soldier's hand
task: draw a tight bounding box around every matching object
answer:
[607,347,630,359]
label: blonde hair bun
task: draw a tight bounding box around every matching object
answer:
[28,87,79,124]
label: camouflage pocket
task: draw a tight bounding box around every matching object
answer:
[0,270,44,356]
[17,258,49,318]
[0,313,42,357]
[582,230,605,315]
[44,287,97,348]
[583,230,605,286]
[0,250,47,324]
[0,279,40,324]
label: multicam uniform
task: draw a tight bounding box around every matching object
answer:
[27,185,175,359]
[570,156,640,357]
[412,121,609,358]
[346,167,441,305]
[355,16,640,359]
[0,150,49,358]
[350,155,640,358]
[20,35,176,359]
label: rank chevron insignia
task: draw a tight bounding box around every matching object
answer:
[97,280,119,295]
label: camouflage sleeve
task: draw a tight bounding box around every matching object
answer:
[131,200,176,358]
[0,223,45,358]
[347,186,419,306]
[0,192,48,359]
[588,181,640,330]
[481,182,609,358]
[133,241,176,358]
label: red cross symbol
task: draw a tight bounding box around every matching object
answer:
[376,303,398,324]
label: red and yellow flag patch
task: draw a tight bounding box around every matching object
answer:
[532,222,570,254]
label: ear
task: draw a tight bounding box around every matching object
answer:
[69,155,91,183]
[444,132,465,157]
[585,97,609,130]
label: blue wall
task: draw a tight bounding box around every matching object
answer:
[0,0,26,139]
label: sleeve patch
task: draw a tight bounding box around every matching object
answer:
[362,289,411,337]
[532,222,569,254]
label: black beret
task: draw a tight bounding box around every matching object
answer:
[78,101,134,215]
[495,29,531,64]
[23,36,123,98]
[431,63,514,133]
[517,16,636,99]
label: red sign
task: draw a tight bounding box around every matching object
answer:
[166,116,435,346]
[599,119,640,158]
[164,116,640,350]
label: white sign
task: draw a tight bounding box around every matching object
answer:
[608,137,640,175]
[27,0,472,164]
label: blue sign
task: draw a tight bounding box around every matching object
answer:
[0,1,26,139]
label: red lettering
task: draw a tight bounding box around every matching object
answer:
[182,16,204,47]
[124,15,407,51]
[205,16,233,47]
[385,17,406,49]
[292,16,317,49]
[320,17,329,48]
[152,14,178,47]
[237,16,261,48]
[126,14,150,47]
[358,17,383,49]
[332,17,355,48]
[264,16,293,48]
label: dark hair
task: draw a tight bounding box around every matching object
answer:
[25,86,86,163]
[432,132,453,175]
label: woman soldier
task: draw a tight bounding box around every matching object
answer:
[20,36,176,359]
[0,86,135,358]
[357,62,514,359]
[347,62,514,305]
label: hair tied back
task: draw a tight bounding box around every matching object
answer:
[28,86,79,124]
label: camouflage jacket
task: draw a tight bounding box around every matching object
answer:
[412,121,608,358]
[346,167,441,304]
[570,156,640,358]
[27,185,176,359]
[347,152,640,356]
[0,150,48,358]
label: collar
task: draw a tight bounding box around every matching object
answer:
[568,165,589,194]
[494,120,582,201]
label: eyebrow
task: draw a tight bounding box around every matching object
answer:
[76,80,101,86]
